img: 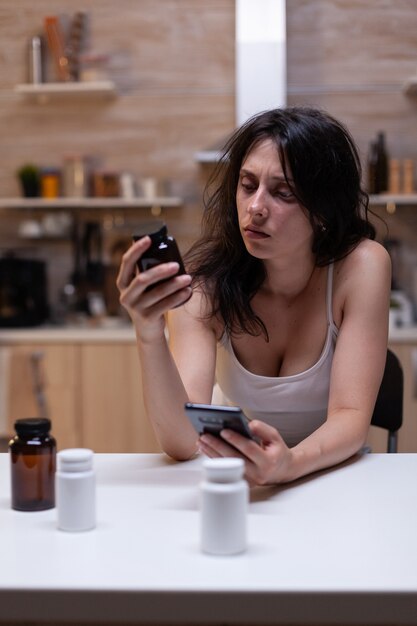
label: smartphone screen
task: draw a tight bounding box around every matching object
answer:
[184,402,256,441]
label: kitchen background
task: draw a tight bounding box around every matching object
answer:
[1,0,417,318]
[1,0,417,452]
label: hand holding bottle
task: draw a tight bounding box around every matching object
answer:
[116,233,192,342]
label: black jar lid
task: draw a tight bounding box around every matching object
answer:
[14,418,51,437]
[133,220,167,243]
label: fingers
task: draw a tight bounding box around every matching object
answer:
[199,423,290,487]
[117,237,192,315]
[116,237,151,291]
[219,428,264,461]
[130,261,184,295]
[248,419,284,444]
[124,270,191,311]
[199,433,242,459]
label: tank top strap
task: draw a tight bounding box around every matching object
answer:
[326,262,336,328]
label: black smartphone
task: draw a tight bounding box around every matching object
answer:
[184,402,256,441]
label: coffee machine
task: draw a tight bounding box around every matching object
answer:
[0,255,49,327]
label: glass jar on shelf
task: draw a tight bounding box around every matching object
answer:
[40,167,61,199]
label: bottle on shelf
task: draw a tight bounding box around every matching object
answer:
[403,159,415,194]
[367,140,378,194]
[28,35,44,84]
[376,131,389,193]
[388,159,401,194]
[368,131,389,194]
[40,167,61,198]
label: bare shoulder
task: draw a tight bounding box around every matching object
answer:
[332,240,391,324]
[335,239,391,289]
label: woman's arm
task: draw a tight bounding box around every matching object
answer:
[139,293,217,460]
[200,240,392,484]
[117,238,217,460]
[283,240,392,480]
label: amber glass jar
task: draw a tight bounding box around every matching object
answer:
[40,168,60,199]
[9,418,56,511]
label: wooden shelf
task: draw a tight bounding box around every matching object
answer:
[14,81,116,103]
[194,149,223,164]
[0,197,183,210]
[369,194,417,206]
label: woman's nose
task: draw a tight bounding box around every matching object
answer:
[248,189,268,218]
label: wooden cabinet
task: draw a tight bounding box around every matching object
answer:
[4,340,161,454]
[80,344,160,453]
[7,344,80,449]
[366,342,417,453]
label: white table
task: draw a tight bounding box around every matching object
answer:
[1,452,417,625]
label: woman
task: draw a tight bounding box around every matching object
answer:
[117,107,391,485]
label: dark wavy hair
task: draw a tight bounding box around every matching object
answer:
[185,106,376,338]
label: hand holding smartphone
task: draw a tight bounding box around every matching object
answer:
[184,402,258,442]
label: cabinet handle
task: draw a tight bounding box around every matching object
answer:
[29,351,49,419]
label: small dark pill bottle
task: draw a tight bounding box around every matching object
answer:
[9,418,56,511]
[133,220,187,290]
[133,220,185,278]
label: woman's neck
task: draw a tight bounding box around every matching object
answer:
[261,253,317,299]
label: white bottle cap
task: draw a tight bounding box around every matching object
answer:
[203,457,244,483]
[58,448,94,473]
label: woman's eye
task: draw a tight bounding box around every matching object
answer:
[241,182,256,192]
[274,188,294,199]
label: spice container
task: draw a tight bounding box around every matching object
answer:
[63,156,87,197]
[9,418,56,511]
[40,168,61,199]
[388,159,401,194]
[403,159,414,194]
[92,171,120,197]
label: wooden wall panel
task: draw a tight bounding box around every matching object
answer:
[286,0,417,86]
[286,0,417,169]
[0,0,235,203]
[284,0,417,308]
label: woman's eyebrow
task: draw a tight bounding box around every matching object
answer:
[239,168,293,183]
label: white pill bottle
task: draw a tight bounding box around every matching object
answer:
[200,457,248,555]
[56,448,96,532]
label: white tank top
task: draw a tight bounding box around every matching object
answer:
[215,264,339,447]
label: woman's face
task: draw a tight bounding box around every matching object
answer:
[236,138,313,262]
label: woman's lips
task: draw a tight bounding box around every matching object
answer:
[243,227,270,239]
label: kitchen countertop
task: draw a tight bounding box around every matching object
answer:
[388,326,417,342]
[0,320,137,344]
[0,322,416,344]
[1,452,417,625]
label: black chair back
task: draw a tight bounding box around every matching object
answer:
[371,349,403,452]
